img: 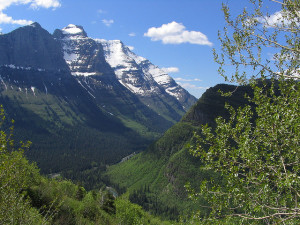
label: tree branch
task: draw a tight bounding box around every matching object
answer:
[230,212,300,220]
[251,32,300,54]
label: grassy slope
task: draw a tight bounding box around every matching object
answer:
[106,122,214,217]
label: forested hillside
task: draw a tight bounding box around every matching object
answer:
[0,83,257,224]
[0,106,174,224]
[106,83,254,220]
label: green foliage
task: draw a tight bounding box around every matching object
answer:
[129,186,180,221]
[116,198,172,225]
[0,105,49,224]
[116,199,145,225]
[27,178,112,224]
[0,105,170,225]
[189,0,300,223]
[214,0,299,83]
[149,122,196,158]
[26,169,168,225]
[190,81,300,223]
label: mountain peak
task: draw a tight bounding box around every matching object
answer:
[57,24,88,39]
[29,22,42,29]
[0,22,69,71]
[53,24,88,40]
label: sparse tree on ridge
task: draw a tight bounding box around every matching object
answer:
[188,0,299,224]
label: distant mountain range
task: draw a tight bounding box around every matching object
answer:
[0,22,196,185]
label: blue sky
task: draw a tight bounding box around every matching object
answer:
[0,0,281,98]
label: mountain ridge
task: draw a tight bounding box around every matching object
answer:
[0,22,197,188]
[53,24,197,123]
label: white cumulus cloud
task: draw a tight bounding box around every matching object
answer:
[0,0,61,26]
[0,12,33,25]
[257,10,299,28]
[144,21,213,46]
[29,0,61,9]
[177,82,208,90]
[161,67,179,73]
[264,11,286,26]
[102,19,114,27]
[174,77,202,82]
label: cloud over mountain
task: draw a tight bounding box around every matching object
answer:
[144,21,213,46]
[177,82,208,90]
[162,67,179,73]
[174,77,202,82]
[0,0,60,26]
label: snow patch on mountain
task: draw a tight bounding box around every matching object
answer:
[64,52,79,62]
[98,39,184,100]
[97,39,140,79]
[96,40,124,68]
[31,86,36,96]
[62,24,83,35]
[61,40,80,64]
[0,75,7,90]
[54,25,89,68]
[147,65,172,85]
[77,79,96,98]
[61,24,87,39]
[71,72,97,76]
[1,64,46,72]
[98,39,160,95]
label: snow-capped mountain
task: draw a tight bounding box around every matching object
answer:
[0,22,197,180]
[54,24,197,120]
[53,24,113,76]
[98,39,159,96]
[98,39,193,105]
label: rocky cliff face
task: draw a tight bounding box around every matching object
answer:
[53,24,197,122]
[52,24,176,130]
[0,23,68,71]
[53,24,113,76]
[98,39,197,113]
